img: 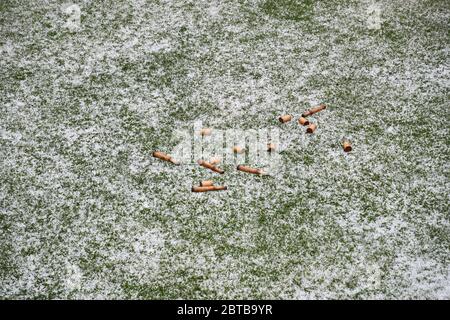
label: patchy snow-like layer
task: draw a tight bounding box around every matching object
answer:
[1,0,449,299]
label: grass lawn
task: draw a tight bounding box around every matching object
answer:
[0,0,449,299]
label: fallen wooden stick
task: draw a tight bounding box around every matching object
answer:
[197,160,225,174]
[306,123,317,134]
[199,180,214,187]
[302,104,326,117]
[279,114,292,123]
[152,151,180,165]
[342,140,352,152]
[237,165,266,175]
[192,185,227,192]
[298,117,310,126]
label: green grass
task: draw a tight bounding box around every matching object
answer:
[0,0,449,299]
[261,0,315,21]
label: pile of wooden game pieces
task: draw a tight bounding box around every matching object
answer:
[153,104,352,192]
